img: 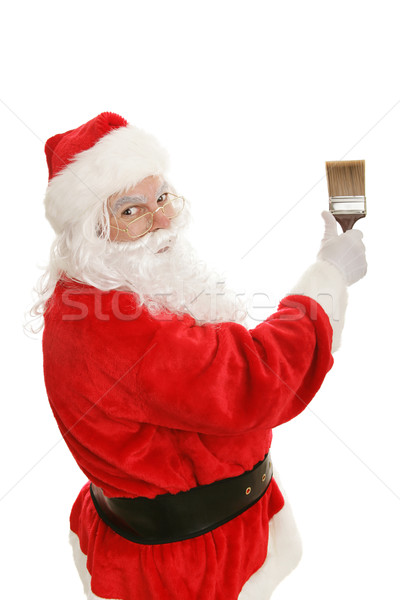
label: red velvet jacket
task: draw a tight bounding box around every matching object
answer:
[43,278,334,600]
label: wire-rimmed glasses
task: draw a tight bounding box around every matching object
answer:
[110,194,185,239]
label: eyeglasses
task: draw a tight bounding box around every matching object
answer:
[110,193,185,239]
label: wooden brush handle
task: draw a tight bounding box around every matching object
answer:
[334,213,366,233]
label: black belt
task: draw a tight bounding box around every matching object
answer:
[90,453,272,545]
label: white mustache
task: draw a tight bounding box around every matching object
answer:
[125,224,179,255]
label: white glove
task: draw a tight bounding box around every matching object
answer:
[317,211,367,286]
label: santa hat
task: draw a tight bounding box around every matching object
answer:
[44,112,169,233]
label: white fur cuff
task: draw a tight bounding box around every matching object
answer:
[288,260,348,353]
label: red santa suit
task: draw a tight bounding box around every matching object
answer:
[42,277,334,600]
[39,112,353,600]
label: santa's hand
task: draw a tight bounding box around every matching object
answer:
[317,211,367,286]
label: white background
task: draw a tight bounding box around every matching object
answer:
[1,1,399,598]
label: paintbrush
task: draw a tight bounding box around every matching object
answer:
[325,160,366,232]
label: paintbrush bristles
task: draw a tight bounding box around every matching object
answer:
[325,160,365,197]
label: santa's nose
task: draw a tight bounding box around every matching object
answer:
[151,209,170,231]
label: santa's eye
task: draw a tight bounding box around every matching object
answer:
[157,193,169,204]
[122,207,139,217]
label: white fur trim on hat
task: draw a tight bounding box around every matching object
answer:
[44,125,169,234]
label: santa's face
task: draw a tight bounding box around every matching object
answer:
[99,176,246,325]
[107,176,172,243]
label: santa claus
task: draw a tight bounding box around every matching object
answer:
[33,112,367,600]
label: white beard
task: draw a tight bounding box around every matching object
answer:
[97,224,247,325]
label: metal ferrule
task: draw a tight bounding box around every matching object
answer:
[329,196,367,215]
